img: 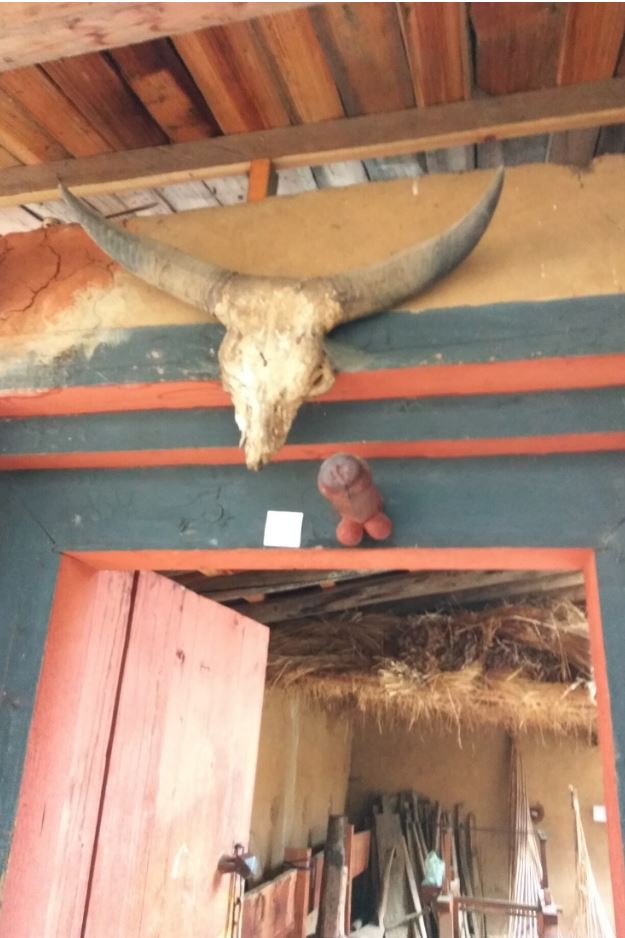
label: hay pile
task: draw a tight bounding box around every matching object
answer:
[267,601,596,736]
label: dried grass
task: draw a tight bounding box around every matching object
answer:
[267,601,595,737]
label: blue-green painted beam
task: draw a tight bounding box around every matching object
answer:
[3,387,625,456]
[2,294,625,391]
[4,453,625,553]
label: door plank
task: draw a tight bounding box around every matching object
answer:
[84,572,269,936]
[0,559,134,938]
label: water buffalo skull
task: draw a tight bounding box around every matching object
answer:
[61,169,504,470]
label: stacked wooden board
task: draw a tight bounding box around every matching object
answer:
[367,793,487,938]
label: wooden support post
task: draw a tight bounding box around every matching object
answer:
[285,846,312,938]
[436,896,456,938]
[440,825,453,892]
[344,823,354,934]
[317,815,348,938]
[538,896,559,938]
[538,830,549,888]
[247,158,278,202]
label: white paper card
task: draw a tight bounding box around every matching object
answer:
[263,510,304,548]
[593,804,607,823]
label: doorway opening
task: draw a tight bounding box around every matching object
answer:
[169,564,611,937]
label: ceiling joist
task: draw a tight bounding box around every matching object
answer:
[0,3,311,72]
[1,76,624,207]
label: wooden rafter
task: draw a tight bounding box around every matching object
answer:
[1,77,624,206]
[0,3,312,72]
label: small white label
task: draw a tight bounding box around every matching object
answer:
[263,510,304,548]
[593,804,607,823]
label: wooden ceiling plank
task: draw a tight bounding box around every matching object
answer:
[548,127,598,167]
[0,206,41,235]
[549,2,625,166]
[596,123,625,158]
[238,571,584,624]
[0,145,21,170]
[0,3,312,72]
[110,39,219,143]
[601,29,625,154]
[470,2,567,95]
[399,3,473,173]
[0,66,111,157]
[194,569,376,602]
[43,52,168,151]
[276,166,317,196]
[253,8,344,123]
[312,160,368,188]
[500,135,549,167]
[399,2,471,107]
[156,182,220,212]
[556,2,625,85]
[114,188,174,216]
[24,199,77,224]
[310,3,414,116]
[1,77,625,205]
[476,138,504,169]
[426,146,474,173]
[0,87,69,164]
[365,154,424,181]
[204,175,249,206]
[174,22,291,134]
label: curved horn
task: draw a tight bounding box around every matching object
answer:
[60,184,245,319]
[319,167,504,323]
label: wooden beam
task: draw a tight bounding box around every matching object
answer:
[0,3,311,73]
[2,77,625,206]
[232,571,585,624]
[549,3,625,166]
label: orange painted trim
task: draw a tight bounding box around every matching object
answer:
[3,353,625,418]
[4,432,625,471]
[247,158,277,202]
[69,546,592,573]
[584,555,625,937]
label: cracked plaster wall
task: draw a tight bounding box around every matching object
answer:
[1,157,625,376]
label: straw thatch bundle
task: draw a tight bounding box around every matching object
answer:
[267,601,595,736]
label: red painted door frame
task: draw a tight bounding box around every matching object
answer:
[3,544,620,935]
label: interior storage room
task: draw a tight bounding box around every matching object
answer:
[168,566,614,938]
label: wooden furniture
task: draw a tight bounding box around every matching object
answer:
[243,828,371,938]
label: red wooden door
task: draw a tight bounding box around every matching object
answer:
[2,563,269,938]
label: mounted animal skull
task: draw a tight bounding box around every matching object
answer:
[61,169,504,470]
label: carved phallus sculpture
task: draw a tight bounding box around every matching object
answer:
[317,453,392,546]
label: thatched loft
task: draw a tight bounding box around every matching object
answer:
[170,568,594,737]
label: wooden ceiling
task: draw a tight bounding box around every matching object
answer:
[1,2,624,234]
[168,568,585,625]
